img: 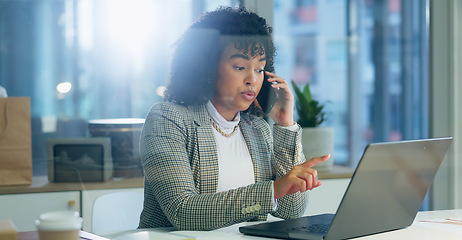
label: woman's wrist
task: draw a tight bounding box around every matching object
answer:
[277,121,296,127]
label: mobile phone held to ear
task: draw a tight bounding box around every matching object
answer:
[256,73,278,114]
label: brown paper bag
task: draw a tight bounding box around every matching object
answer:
[0,97,32,186]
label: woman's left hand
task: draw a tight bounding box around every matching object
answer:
[264,71,294,126]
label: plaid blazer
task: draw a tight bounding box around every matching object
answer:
[138,102,307,231]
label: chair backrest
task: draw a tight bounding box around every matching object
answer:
[92,191,144,236]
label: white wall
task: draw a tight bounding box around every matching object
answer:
[242,0,274,28]
[430,0,462,210]
[451,0,462,209]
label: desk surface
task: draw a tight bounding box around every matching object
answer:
[109,209,462,240]
[0,176,145,195]
[17,230,109,240]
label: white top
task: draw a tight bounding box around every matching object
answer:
[206,101,255,192]
[206,101,299,211]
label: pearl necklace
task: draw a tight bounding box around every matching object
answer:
[210,118,238,138]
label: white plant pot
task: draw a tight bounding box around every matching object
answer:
[301,127,335,172]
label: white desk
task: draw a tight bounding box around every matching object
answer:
[113,209,462,240]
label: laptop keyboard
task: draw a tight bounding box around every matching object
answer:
[290,223,331,234]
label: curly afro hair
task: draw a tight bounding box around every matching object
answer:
[163,6,275,109]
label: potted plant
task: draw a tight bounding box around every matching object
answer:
[292,81,334,172]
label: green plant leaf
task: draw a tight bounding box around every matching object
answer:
[291,81,327,128]
[303,84,312,103]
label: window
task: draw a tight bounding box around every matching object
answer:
[0,0,429,174]
[0,0,238,176]
[273,0,429,166]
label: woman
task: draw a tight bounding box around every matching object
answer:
[138,7,329,231]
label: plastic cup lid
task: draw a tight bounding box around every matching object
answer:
[35,211,83,231]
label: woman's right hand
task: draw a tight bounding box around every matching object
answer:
[273,155,330,199]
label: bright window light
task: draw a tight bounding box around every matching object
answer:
[156,86,166,97]
[57,82,72,94]
[102,0,157,58]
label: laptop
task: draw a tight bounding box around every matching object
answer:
[239,137,453,240]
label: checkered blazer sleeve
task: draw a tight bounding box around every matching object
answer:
[270,124,308,219]
[140,103,276,230]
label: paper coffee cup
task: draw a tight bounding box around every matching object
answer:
[35,211,83,240]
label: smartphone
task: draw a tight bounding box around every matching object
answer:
[256,73,278,114]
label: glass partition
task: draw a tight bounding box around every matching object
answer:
[273,0,429,166]
[0,0,238,176]
[0,0,429,175]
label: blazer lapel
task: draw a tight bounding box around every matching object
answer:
[190,105,219,194]
[239,116,270,183]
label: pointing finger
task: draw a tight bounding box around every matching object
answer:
[302,154,330,168]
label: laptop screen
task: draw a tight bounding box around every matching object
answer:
[326,137,452,239]
[239,137,452,240]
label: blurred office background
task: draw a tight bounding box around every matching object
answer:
[0,0,460,210]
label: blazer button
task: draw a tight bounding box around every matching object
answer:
[242,208,247,214]
[250,206,256,212]
[255,204,261,211]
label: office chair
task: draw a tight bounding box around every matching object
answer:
[92,191,144,236]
